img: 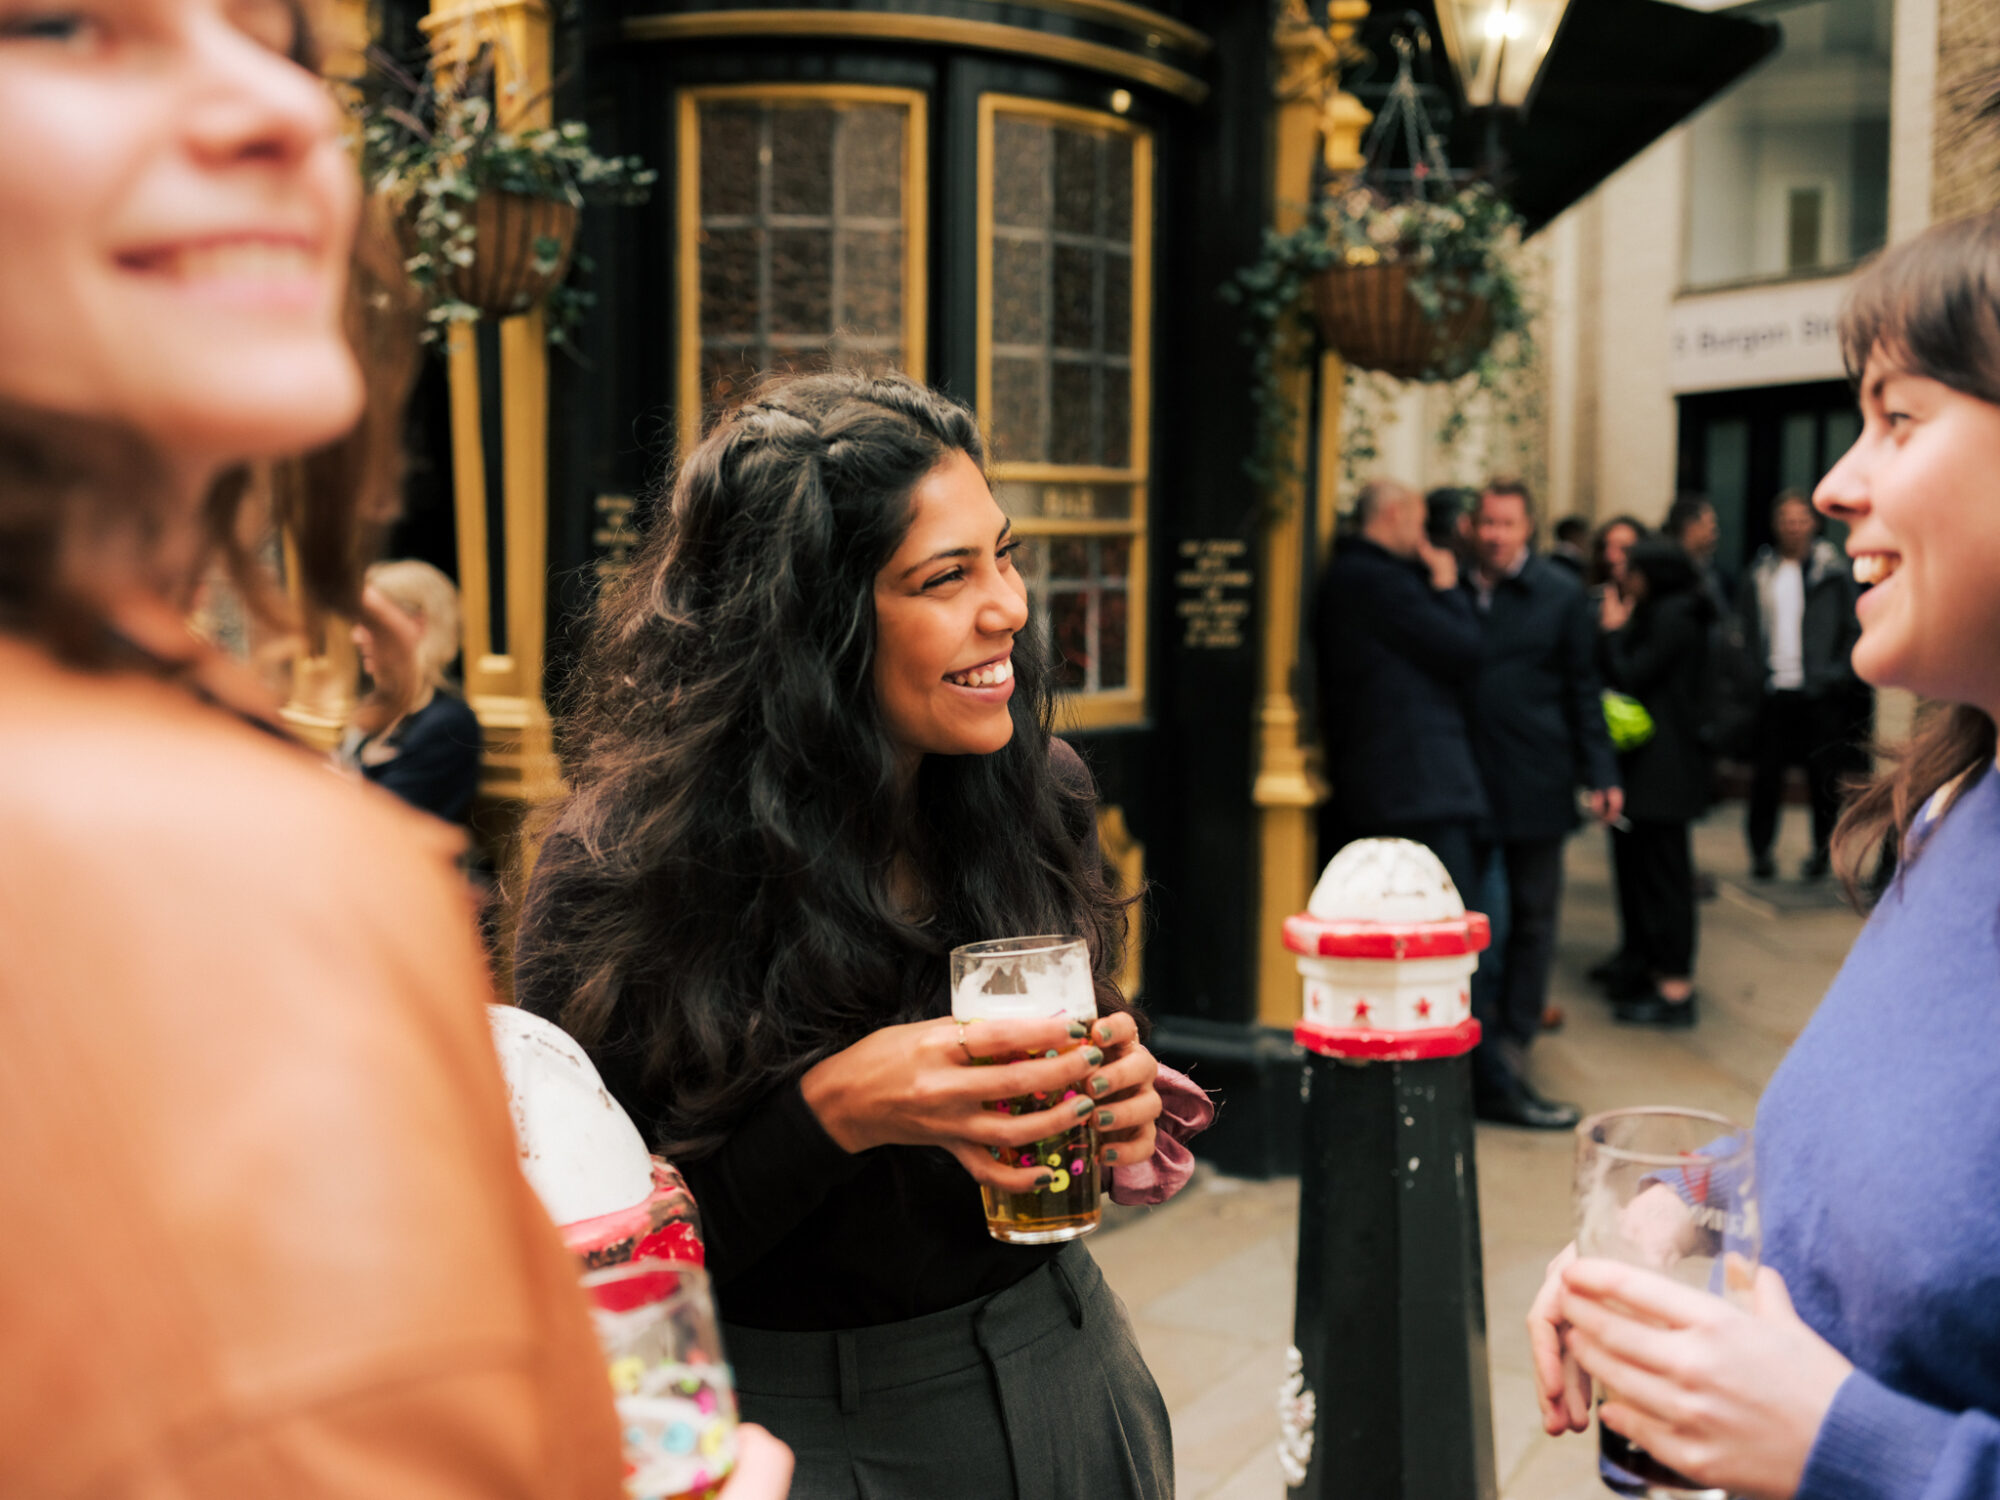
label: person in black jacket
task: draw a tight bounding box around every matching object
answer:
[1465,482,1622,1129]
[1314,479,1487,903]
[1597,538,1714,1027]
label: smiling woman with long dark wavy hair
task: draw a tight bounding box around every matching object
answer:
[515,370,1175,1498]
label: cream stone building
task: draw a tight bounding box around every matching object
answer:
[1368,0,1998,563]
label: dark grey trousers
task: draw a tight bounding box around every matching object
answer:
[725,1244,1172,1500]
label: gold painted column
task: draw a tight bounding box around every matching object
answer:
[423,0,563,812]
[1251,0,1369,1029]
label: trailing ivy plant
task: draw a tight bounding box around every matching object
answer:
[1222,180,1537,507]
[355,49,655,350]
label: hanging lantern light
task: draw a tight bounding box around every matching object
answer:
[1435,0,1573,112]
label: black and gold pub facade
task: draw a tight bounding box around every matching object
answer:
[326,0,1467,1176]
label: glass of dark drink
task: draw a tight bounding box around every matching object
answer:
[1574,1108,1759,1500]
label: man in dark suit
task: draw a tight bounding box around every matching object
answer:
[1314,479,1487,902]
[1464,481,1622,1129]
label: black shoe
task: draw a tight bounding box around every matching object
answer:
[1751,854,1777,881]
[1614,991,1699,1028]
[1801,851,1831,881]
[1696,872,1719,901]
[1475,1079,1583,1130]
[1601,970,1656,1002]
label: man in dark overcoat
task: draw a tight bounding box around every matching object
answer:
[1463,482,1622,1129]
[1314,479,1487,901]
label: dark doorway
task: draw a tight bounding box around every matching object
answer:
[1676,380,1859,576]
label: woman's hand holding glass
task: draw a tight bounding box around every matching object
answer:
[1528,1184,1707,1435]
[801,1014,1117,1193]
[1557,1258,1852,1500]
[1080,1013,1162,1170]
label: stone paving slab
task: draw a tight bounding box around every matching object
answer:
[1095,803,1865,1499]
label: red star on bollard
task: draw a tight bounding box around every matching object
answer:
[1352,998,1372,1023]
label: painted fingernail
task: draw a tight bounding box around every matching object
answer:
[1091,1075,1111,1095]
[1097,1021,1115,1043]
[1084,1047,1105,1066]
[1097,1109,1116,1127]
[1102,1148,1120,1165]
[989,1146,1002,1160]
[1033,1173,1053,1190]
[1043,1048,1059,1059]
[1074,1097,1094,1118]
[1067,1021,1089,1039]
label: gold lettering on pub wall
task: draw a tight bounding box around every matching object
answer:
[1175,538,1252,650]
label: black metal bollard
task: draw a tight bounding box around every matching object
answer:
[1279,839,1498,1500]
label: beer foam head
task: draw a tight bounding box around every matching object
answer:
[951,935,1095,1025]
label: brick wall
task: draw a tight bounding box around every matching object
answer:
[1932,0,2000,220]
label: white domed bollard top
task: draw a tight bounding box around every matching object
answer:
[488,1004,655,1226]
[1283,838,1491,1059]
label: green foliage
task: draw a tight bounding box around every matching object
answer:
[1222,181,1538,505]
[354,52,655,349]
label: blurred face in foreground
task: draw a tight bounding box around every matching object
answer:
[1475,490,1532,576]
[1816,352,2000,714]
[0,0,362,477]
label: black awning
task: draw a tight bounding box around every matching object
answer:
[1353,0,1783,234]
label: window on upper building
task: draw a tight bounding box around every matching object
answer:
[1682,0,1891,290]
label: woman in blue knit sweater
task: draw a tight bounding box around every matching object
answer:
[1528,205,2000,1500]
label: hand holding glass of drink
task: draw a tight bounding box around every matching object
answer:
[951,935,1105,1244]
[1532,1108,1759,1500]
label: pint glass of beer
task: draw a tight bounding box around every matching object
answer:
[582,1259,738,1500]
[951,935,1101,1245]
[1574,1108,1759,1500]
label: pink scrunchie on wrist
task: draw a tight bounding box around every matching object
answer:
[1108,1062,1215,1207]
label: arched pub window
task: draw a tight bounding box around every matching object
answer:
[977,96,1152,729]
[676,85,929,454]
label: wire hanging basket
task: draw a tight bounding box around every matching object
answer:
[1310,29,1497,381]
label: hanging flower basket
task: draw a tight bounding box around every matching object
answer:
[445,191,580,319]
[1309,261,1494,381]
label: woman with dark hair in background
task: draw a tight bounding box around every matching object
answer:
[515,370,1179,1499]
[1587,514,1649,595]
[1594,537,1716,1025]
[1530,205,2000,1500]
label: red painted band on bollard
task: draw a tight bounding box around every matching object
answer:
[1292,1016,1483,1061]
[1282,911,1491,960]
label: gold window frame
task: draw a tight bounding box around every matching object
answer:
[676,84,930,458]
[976,94,1153,730]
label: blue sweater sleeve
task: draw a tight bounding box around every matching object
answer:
[1799,1369,2000,1500]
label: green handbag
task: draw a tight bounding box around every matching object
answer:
[1602,690,1655,752]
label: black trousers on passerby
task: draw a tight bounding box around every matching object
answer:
[1747,690,1847,859]
[1472,837,1565,1054]
[1611,819,1695,979]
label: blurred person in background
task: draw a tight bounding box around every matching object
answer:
[0,4,786,1495]
[1549,513,1591,577]
[338,558,483,825]
[1594,538,1716,1025]
[1314,479,1487,905]
[1587,514,1649,597]
[1736,490,1862,881]
[1463,480,1619,1129]
[1664,491,1732,619]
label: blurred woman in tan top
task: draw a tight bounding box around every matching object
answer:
[0,0,638,1493]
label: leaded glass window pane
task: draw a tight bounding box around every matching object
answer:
[694,98,910,413]
[1014,532,1138,695]
[986,112,1138,469]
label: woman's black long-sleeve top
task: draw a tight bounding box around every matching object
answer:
[512,749,1105,1332]
[1598,590,1712,823]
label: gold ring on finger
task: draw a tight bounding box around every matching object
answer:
[954,1017,975,1063]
